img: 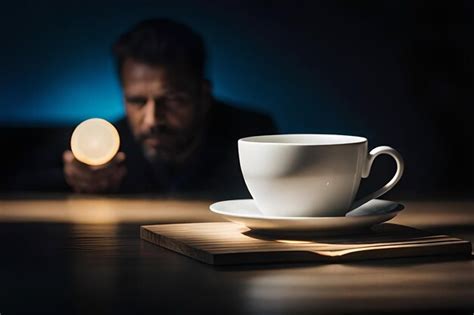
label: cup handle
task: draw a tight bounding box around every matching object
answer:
[351,146,404,209]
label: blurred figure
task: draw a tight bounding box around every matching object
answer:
[14,19,277,198]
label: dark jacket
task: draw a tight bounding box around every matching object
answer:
[5,101,277,199]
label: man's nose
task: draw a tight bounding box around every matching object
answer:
[143,98,162,127]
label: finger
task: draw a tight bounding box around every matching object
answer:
[90,153,127,177]
[65,155,111,180]
[64,152,102,192]
[86,152,125,173]
[63,150,91,172]
[65,162,96,182]
[63,150,74,163]
[105,152,126,168]
[71,158,96,172]
[116,152,126,163]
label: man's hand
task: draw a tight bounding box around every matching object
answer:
[63,150,127,193]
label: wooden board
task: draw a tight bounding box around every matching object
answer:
[140,222,472,265]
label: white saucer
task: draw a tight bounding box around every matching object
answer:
[209,199,404,234]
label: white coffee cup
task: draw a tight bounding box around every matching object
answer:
[238,134,404,217]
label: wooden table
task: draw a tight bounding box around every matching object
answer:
[0,196,472,314]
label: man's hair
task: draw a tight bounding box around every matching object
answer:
[113,19,206,80]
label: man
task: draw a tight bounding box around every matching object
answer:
[58,19,276,198]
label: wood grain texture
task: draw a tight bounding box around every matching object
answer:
[141,222,472,265]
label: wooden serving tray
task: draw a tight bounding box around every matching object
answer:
[140,222,472,265]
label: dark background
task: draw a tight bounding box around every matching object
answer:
[1,0,473,198]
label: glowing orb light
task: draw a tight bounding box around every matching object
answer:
[70,118,120,166]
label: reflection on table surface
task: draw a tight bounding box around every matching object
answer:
[0,195,472,314]
[0,195,217,224]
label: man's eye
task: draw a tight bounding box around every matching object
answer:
[165,97,181,104]
[125,97,147,106]
[165,95,190,107]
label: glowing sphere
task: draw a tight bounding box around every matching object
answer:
[70,118,120,166]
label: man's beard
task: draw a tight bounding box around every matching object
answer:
[139,124,200,164]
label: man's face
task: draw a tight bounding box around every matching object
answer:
[121,58,209,162]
